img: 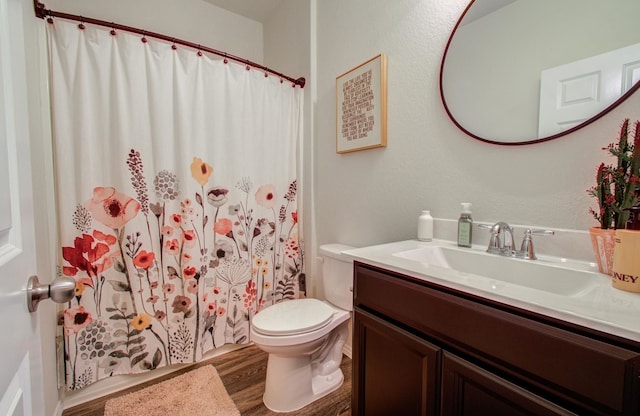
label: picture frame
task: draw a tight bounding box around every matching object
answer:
[336,54,387,153]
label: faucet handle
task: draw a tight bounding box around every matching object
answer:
[518,228,554,260]
[529,229,555,236]
[478,223,499,253]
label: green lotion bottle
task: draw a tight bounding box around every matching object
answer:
[457,203,473,247]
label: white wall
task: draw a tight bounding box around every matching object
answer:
[314,0,640,257]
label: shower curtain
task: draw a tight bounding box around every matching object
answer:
[47,19,304,390]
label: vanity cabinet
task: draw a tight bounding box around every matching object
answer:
[352,262,640,416]
[353,308,440,416]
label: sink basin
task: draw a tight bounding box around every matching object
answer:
[392,245,601,296]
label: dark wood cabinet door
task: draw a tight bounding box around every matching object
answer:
[352,308,441,416]
[441,352,575,416]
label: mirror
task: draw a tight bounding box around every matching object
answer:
[440,0,640,145]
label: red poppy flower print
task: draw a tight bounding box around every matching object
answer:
[133,250,155,269]
[255,184,277,209]
[64,305,92,336]
[170,213,182,227]
[62,232,115,278]
[205,302,217,316]
[213,218,233,235]
[183,266,197,279]
[182,230,196,248]
[93,229,118,245]
[85,187,141,229]
[164,239,180,255]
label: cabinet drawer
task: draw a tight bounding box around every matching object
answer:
[354,263,640,414]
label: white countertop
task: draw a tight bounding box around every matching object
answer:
[343,239,640,344]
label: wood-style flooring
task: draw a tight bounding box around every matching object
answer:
[62,344,352,416]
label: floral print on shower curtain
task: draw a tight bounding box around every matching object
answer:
[47,19,304,390]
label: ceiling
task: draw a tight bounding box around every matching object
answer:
[462,0,518,25]
[203,0,518,26]
[202,0,284,23]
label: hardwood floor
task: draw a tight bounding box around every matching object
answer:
[62,345,352,416]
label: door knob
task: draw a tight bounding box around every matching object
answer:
[26,275,75,312]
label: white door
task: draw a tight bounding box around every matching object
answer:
[539,42,640,137]
[0,0,46,414]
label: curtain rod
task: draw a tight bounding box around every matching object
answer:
[32,0,306,88]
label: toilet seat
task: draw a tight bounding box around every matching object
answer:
[252,298,335,336]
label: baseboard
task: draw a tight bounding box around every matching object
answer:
[61,343,247,410]
[343,317,353,359]
[342,343,352,359]
[52,401,63,416]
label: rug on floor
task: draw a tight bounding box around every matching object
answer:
[103,365,240,416]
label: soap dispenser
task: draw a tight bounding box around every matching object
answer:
[612,204,640,293]
[457,203,473,248]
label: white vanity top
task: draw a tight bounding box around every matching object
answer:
[343,239,640,343]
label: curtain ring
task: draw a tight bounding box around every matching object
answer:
[223,53,228,64]
[171,38,177,51]
[141,31,148,43]
[245,65,250,71]
[110,23,116,36]
[197,45,203,57]
[78,17,85,30]
[46,16,53,24]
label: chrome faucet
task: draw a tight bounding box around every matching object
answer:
[478,222,516,256]
[478,223,554,260]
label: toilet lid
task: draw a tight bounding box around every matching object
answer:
[252,299,335,336]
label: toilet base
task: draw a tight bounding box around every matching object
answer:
[263,354,344,413]
[261,322,349,413]
[311,367,344,399]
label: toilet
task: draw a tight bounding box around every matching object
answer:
[250,243,354,413]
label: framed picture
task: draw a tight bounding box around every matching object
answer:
[336,54,387,153]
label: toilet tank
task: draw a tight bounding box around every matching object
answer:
[319,244,355,311]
